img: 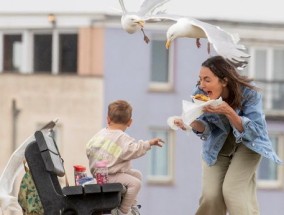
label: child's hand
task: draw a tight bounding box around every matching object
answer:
[149,138,165,147]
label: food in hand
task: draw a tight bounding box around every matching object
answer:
[194,94,210,102]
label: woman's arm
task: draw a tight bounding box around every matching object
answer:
[203,102,244,132]
[190,120,206,133]
[174,118,206,132]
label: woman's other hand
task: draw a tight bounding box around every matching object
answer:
[174,119,187,130]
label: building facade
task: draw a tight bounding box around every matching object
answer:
[0,11,284,215]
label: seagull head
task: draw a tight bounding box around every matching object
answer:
[165,19,189,49]
[166,18,205,49]
[165,23,180,49]
[121,14,145,34]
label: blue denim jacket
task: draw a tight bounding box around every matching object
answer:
[192,86,282,166]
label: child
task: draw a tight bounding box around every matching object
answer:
[86,100,164,215]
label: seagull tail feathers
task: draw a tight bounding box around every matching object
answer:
[226,57,249,71]
[236,44,247,50]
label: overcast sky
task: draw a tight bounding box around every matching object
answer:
[0,0,283,23]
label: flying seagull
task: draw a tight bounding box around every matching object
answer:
[118,0,170,43]
[117,1,250,70]
[157,15,250,70]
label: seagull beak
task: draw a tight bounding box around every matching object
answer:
[165,40,171,49]
[135,20,145,28]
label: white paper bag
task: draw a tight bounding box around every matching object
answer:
[167,97,223,131]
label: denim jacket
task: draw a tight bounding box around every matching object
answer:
[192,86,282,166]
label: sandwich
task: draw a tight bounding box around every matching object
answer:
[194,94,210,102]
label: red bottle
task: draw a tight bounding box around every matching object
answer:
[73,165,87,186]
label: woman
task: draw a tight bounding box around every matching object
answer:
[174,56,281,215]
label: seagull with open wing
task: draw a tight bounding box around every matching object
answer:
[118,0,170,43]
[117,0,250,70]
[159,14,250,70]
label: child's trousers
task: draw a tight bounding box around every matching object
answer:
[108,169,142,214]
[195,144,261,215]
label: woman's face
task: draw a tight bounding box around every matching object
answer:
[198,66,228,100]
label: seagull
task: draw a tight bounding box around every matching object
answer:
[117,1,250,70]
[157,15,250,70]
[118,0,170,43]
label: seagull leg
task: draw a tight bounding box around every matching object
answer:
[196,38,201,48]
[141,28,150,44]
[207,42,211,54]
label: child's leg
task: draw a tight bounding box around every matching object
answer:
[127,169,142,180]
[109,172,141,214]
[126,169,142,206]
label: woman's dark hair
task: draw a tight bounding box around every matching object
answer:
[200,56,257,110]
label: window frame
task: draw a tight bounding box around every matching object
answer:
[31,29,78,74]
[148,34,174,92]
[0,31,25,73]
[0,29,78,74]
[257,132,284,189]
[146,126,175,185]
[248,46,284,112]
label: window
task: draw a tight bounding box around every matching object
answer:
[147,127,175,184]
[0,31,78,74]
[149,35,174,92]
[3,34,23,72]
[59,34,78,73]
[257,133,284,189]
[34,34,52,73]
[248,47,284,111]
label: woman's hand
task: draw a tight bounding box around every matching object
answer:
[174,119,187,130]
[203,101,232,115]
[203,101,243,132]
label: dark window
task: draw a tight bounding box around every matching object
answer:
[34,34,52,73]
[150,39,169,83]
[59,34,77,73]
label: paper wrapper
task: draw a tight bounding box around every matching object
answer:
[168,97,223,131]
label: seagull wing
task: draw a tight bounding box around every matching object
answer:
[138,0,170,16]
[188,18,250,69]
[147,13,250,70]
[118,0,127,14]
[143,13,181,23]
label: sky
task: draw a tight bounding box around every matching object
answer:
[0,0,283,23]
